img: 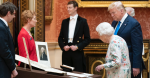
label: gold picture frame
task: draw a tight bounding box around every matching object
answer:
[75,0,150,7]
[45,0,54,22]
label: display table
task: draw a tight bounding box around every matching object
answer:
[16,67,102,78]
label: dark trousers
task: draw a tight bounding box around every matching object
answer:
[131,72,141,78]
[62,43,86,72]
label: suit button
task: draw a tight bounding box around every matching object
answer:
[77,41,79,43]
[64,42,65,43]
[63,38,64,39]
[79,37,81,38]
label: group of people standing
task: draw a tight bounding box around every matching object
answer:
[0,1,145,78]
[58,1,145,78]
[0,1,38,78]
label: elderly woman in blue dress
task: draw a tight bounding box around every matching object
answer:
[95,22,131,78]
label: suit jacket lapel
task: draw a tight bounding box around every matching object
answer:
[0,20,14,42]
[117,16,129,35]
[74,16,81,38]
[113,21,118,29]
[5,26,14,42]
[0,19,10,33]
[65,18,70,40]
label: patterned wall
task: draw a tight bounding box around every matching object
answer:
[35,0,44,41]
[45,0,52,16]
[45,0,150,42]
[20,0,29,29]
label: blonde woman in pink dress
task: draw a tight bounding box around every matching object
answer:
[95,22,131,78]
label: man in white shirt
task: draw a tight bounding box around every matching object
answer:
[58,1,91,72]
[0,1,18,78]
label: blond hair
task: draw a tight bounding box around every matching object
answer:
[21,10,36,25]
[108,1,125,12]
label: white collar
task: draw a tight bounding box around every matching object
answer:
[70,14,78,20]
[0,17,8,27]
[120,13,128,23]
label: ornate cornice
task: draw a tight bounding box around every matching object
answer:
[76,0,150,7]
[45,0,53,22]
[45,16,53,22]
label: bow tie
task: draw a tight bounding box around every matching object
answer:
[70,16,75,20]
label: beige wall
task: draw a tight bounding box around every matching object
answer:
[47,42,62,68]
[29,0,35,11]
[0,0,3,4]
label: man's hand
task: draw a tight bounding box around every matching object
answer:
[133,68,140,77]
[70,45,78,51]
[12,69,18,78]
[63,45,70,51]
[11,74,13,78]
[95,65,104,72]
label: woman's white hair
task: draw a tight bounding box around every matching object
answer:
[125,7,135,17]
[96,22,114,36]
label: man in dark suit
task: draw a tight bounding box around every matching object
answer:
[40,47,48,61]
[125,7,145,78]
[108,1,145,78]
[58,1,90,72]
[0,1,18,78]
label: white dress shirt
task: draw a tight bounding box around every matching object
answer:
[68,14,78,43]
[0,17,8,27]
[115,13,128,29]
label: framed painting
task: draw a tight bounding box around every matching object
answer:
[35,42,51,68]
[76,0,150,7]
[45,0,54,22]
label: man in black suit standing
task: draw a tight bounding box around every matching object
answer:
[0,2,18,78]
[58,1,90,72]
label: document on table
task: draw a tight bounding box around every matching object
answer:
[15,54,94,77]
[15,54,66,74]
